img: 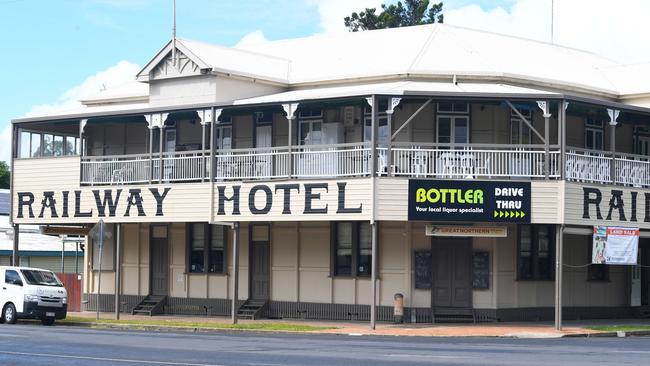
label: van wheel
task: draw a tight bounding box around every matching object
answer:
[41,318,55,326]
[3,304,17,324]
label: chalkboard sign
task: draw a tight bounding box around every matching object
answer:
[472,251,490,290]
[414,250,432,289]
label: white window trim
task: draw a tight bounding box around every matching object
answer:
[436,115,470,144]
[437,102,470,114]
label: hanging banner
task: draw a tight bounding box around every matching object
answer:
[592,226,639,265]
[408,180,531,223]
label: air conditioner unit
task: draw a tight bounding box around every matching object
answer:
[343,106,358,127]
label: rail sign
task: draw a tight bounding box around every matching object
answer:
[408,180,531,223]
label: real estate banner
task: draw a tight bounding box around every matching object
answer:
[407,180,531,223]
[592,226,639,265]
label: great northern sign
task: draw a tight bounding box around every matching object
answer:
[408,180,531,223]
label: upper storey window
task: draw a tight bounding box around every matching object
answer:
[18,130,80,159]
[585,118,604,151]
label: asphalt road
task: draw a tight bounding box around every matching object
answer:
[0,323,649,366]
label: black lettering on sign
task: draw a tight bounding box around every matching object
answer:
[62,191,69,218]
[606,190,626,221]
[631,191,638,222]
[93,189,122,217]
[38,191,58,218]
[17,192,34,219]
[582,187,603,220]
[249,185,272,215]
[124,189,145,217]
[217,186,241,215]
[304,183,328,214]
[149,187,171,216]
[336,182,362,213]
[274,184,299,215]
[74,190,93,218]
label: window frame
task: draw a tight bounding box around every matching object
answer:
[517,225,556,281]
[186,223,228,275]
[510,108,533,145]
[584,117,604,151]
[17,128,81,159]
[330,221,375,278]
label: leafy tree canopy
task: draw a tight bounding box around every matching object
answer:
[344,0,443,32]
[0,161,9,189]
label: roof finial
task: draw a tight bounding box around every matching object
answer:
[172,0,177,65]
[550,0,554,43]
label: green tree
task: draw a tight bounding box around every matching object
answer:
[0,161,9,189]
[344,0,443,32]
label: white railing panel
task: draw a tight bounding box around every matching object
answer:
[389,146,559,179]
[293,143,371,178]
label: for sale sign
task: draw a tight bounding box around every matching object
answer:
[592,226,639,265]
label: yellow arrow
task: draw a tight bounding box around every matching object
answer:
[494,210,498,218]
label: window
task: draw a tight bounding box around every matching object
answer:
[18,130,80,158]
[299,120,323,145]
[437,116,469,145]
[331,222,373,277]
[363,116,389,146]
[510,108,532,145]
[254,111,273,125]
[188,223,227,274]
[437,102,469,114]
[517,225,555,280]
[216,126,232,150]
[585,118,604,150]
[298,108,323,119]
[5,270,21,285]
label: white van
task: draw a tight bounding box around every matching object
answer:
[0,266,68,326]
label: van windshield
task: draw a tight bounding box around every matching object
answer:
[20,270,63,287]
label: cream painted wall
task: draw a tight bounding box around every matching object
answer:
[83,220,630,310]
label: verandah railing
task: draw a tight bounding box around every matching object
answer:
[381,143,561,179]
[82,143,650,186]
[566,148,650,187]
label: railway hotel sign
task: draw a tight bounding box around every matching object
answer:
[408,180,531,223]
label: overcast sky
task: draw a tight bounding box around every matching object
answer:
[2,0,650,163]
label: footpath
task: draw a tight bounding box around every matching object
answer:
[55,312,650,339]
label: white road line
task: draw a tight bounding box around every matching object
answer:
[0,350,226,366]
[385,353,473,359]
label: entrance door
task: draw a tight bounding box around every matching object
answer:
[150,225,169,296]
[256,125,272,177]
[249,224,270,300]
[431,237,472,308]
[641,240,650,306]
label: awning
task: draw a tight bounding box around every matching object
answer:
[232,81,563,106]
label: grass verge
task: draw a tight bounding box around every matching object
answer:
[59,316,336,332]
[586,325,650,332]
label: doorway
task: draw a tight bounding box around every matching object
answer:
[249,224,270,300]
[150,225,169,296]
[641,239,650,306]
[431,237,473,308]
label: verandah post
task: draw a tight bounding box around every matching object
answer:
[231,222,240,324]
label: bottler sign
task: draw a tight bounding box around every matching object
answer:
[408,180,531,223]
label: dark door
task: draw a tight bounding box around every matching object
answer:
[432,237,472,308]
[249,224,270,300]
[150,225,169,296]
[641,240,650,306]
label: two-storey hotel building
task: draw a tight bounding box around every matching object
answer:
[10,24,650,324]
